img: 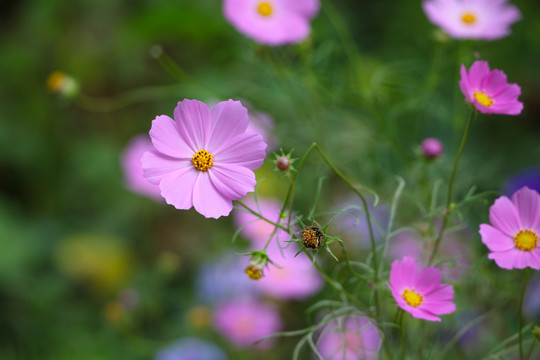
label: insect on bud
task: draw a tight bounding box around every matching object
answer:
[276,156,290,171]
[301,225,325,250]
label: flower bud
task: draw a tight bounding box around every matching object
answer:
[244,251,269,280]
[46,71,79,98]
[301,225,325,250]
[421,137,444,160]
[535,326,540,341]
[276,156,290,171]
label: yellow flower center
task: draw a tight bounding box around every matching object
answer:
[257,2,273,17]
[402,288,423,307]
[192,150,214,171]
[474,90,494,107]
[514,229,539,251]
[461,12,476,25]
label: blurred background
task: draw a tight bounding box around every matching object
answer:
[1,0,540,359]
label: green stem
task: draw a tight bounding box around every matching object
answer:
[400,311,406,359]
[519,268,531,360]
[235,200,289,232]
[418,321,425,360]
[526,333,537,360]
[428,110,476,265]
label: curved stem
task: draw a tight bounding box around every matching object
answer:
[235,200,289,232]
[519,268,531,360]
[428,110,476,265]
[401,312,406,360]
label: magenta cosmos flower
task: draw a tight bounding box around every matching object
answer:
[316,316,381,360]
[459,61,523,115]
[223,0,320,45]
[423,0,521,41]
[479,187,540,270]
[388,256,456,322]
[121,135,163,201]
[142,99,267,219]
[213,299,282,348]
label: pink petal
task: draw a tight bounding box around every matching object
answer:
[174,99,212,151]
[488,248,519,269]
[479,224,515,252]
[422,300,456,315]
[282,0,320,19]
[390,257,418,290]
[149,115,194,158]
[208,164,256,200]
[482,70,507,96]
[511,187,540,229]
[407,307,441,322]
[459,64,473,102]
[493,83,521,101]
[142,150,192,185]
[207,100,249,152]
[530,250,540,270]
[424,283,454,301]
[193,173,234,219]
[214,132,267,170]
[468,61,491,90]
[414,266,442,295]
[489,196,521,237]
[159,168,199,210]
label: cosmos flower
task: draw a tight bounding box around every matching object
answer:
[235,197,323,299]
[479,187,540,270]
[213,299,282,348]
[121,135,163,201]
[142,99,267,219]
[459,61,523,115]
[388,256,456,322]
[316,315,382,360]
[421,137,444,159]
[154,338,227,360]
[223,0,320,45]
[422,0,521,41]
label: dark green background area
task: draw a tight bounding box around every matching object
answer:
[0,0,539,359]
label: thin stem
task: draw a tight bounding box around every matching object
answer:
[400,311,406,360]
[235,200,289,232]
[526,334,537,360]
[519,268,531,360]
[428,110,476,265]
[418,321,425,360]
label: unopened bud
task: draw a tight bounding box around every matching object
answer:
[244,251,269,280]
[276,156,290,171]
[421,137,444,160]
[535,326,540,341]
[301,225,325,250]
[46,71,79,98]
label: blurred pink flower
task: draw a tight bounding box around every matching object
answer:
[213,299,282,348]
[316,315,381,360]
[423,0,521,41]
[459,61,523,115]
[121,136,163,201]
[479,187,540,270]
[142,99,267,219]
[235,197,323,299]
[421,137,444,159]
[388,256,456,322]
[223,0,320,45]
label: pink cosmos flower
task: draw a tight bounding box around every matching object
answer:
[235,197,323,299]
[121,135,163,201]
[422,0,521,41]
[316,316,382,360]
[142,99,267,219]
[388,256,456,322]
[223,0,320,45]
[459,61,523,115]
[479,187,540,270]
[213,299,282,348]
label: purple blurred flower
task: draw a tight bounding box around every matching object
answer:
[504,167,540,196]
[421,137,444,159]
[332,196,389,249]
[316,315,382,360]
[121,136,163,201]
[223,0,320,46]
[459,61,523,115]
[154,338,227,360]
[213,299,282,348]
[196,253,259,304]
[423,0,521,41]
[524,274,540,320]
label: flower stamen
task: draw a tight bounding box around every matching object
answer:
[192,150,214,171]
[514,229,538,251]
[257,2,273,17]
[474,90,494,107]
[461,12,476,25]
[402,288,423,307]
